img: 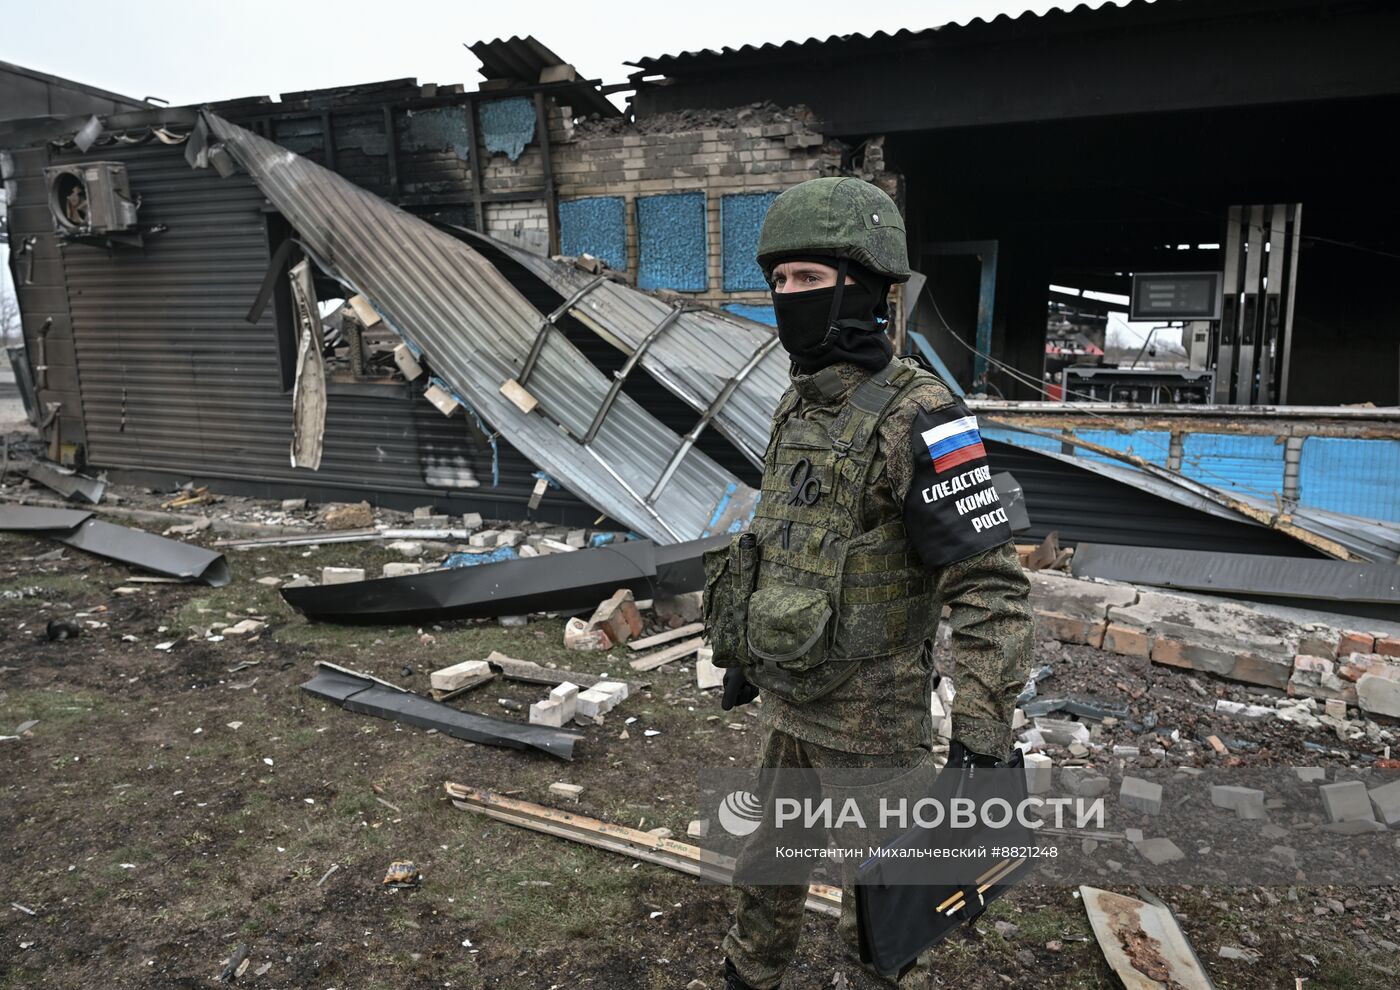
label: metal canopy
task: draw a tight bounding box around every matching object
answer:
[201,113,757,544]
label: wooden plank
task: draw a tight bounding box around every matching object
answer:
[627,622,705,652]
[629,636,705,672]
[443,782,839,916]
[486,651,647,693]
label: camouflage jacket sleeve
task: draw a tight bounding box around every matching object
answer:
[882,382,1034,759]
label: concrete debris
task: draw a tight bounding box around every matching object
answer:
[1133,837,1184,865]
[1023,752,1052,794]
[1318,780,1375,824]
[383,562,423,578]
[1357,672,1400,717]
[322,501,374,530]
[695,646,724,690]
[1368,779,1400,826]
[549,782,584,801]
[321,566,366,586]
[430,660,493,695]
[564,616,612,652]
[551,682,580,724]
[589,588,643,646]
[1079,886,1213,990]
[1210,785,1267,820]
[1119,777,1163,816]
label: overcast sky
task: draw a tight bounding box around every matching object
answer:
[4,0,1119,107]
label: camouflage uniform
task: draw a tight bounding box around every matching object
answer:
[716,175,1033,989]
[722,360,1033,988]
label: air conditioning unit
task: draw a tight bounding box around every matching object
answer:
[43,162,139,236]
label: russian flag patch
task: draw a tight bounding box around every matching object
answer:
[920,414,988,474]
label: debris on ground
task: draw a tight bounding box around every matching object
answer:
[382,861,421,888]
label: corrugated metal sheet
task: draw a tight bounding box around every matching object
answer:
[627,1,1152,70]
[459,229,787,469]
[205,112,757,543]
[984,439,1322,558]
[469,36,619,119]
[19,138,580,517]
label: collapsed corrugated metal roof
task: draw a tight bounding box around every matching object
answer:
[469,36,620,119]
[455,228,786,469]
[198,112,758,544]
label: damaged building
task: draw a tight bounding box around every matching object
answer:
[3,1,1400,557]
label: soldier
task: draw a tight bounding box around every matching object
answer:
[705,176,1033,989]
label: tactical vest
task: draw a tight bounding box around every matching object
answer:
[703,358,942,705]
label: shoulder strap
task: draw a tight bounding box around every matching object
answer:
[827,359,918,459]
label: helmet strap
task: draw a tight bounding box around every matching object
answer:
[821,258,850,348]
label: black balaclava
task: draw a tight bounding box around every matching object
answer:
[770,256,894,373]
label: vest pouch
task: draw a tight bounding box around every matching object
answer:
[702,532,760,668]
[745,584,833,672]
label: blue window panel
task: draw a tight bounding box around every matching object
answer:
[980,426,1062,456]
[477,97,536,161]
[1180,432,1285,498]
[1299,437,1400,522]
[722,303,777,326]
[636,192,708,291]
[558,197,626,270]
[721,192,779,290]
[1075,429,1172,468]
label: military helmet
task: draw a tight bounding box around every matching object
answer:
[756,176,910,283]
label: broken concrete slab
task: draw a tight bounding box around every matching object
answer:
[1119,777,1163,816]
[1294,767,1327,783]
[1357,671,1400,718]
[1210,785,1267,820]
[1367,779,1400,826]
[1028,571,1138,622]
[575,688,617,719]
[1034,717,1091,748]
[549,782,583,801]
[382,562,423,578]
[1318,780,1376,824]
[1132,837,1185,866]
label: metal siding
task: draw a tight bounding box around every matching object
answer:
[1299,436,1400,522]
[37,139,554,513]
[984,439,1318,557]
[1180,432,1286,498]
[722,303,776,326]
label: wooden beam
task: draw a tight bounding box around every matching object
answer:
[626,622,705,652]
[629,636,705,671]
[443,782,840,916]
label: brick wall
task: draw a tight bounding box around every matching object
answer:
[471,102,898,320]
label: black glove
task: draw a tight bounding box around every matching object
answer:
[945,739,1005,771]
[721,666,759,711]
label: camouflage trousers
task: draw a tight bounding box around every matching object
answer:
[722,727,931,989]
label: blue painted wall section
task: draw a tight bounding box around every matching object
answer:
[558,197,627,269]
[399,107,471,159]
[722,303,777,326]
[721,192,779,290]
[1076,429,1172,468]
[980,426,1062,456]
[477,97,536,161]
[636,192,708,291]
[1181,432,1285,498]
[1299,437,1400,522]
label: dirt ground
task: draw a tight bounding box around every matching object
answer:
[2,497,1400,988]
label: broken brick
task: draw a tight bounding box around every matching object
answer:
[1102,624,1151,658]
[1338,630,1376,656]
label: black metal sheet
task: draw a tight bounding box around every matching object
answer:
[0,505,93,530]
[58,517,230,586]
[1071,541,1400,622]
[300,666,581,760]
[991,471,1030,532]
[25,461,106,504]
[283,537,664,624]
[0,505,229,586]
